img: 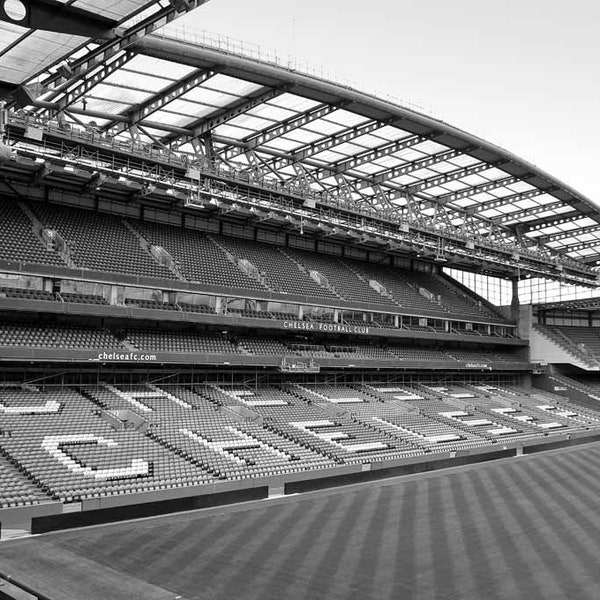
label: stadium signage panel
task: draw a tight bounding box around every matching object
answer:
[93,351,157,362]
[281,320,369,335]
[465,363,489,369]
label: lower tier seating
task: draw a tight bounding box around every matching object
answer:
[0,380,597,507]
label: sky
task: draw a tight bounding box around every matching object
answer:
[175,0,600,204]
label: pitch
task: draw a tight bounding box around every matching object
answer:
[2,442,600,600]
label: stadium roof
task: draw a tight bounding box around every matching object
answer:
[1,3,600,282]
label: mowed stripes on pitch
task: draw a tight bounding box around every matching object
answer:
[10,443,600,600]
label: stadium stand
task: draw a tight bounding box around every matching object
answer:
[30,203,176,279]
[0,202,66,268]
[132,220,266,290]
[1,2,599,551]
[216,237,339,299]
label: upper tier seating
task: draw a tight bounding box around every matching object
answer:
[217,237,338,299]
[286,249,397,306]
[341,259,448,316]
[132,221,265,290]
[0,201,65,267]
[0,202,508,327]
[407,271,503,321]
[31,203,175,279]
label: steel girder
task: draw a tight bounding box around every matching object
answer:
[435,175,520,204]
[163,84,292,149]
[521,211,584,233]
[313,133,430,181]
[492,200,567,225]
[537,222,600,243]
[47,51,136,115]
[103,68,217,136]
[408,160,506,194]
[221,102,347,161]
[20,1,209,111]
[475,188,553,215]
[289,120,384,163]
[557,237,600,253]
[353,148,465,191]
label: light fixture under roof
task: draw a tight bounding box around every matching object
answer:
[2,0,27,23]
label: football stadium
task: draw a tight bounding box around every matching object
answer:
[0,1,600,599]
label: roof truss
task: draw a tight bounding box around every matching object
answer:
[15,1,208,111]
[408,160,505,193]
[221,102,348,160]
[104,68,217,136]
[164,84,292,149]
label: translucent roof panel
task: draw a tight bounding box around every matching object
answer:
[0,1,172,88]
[103,68,175,92]
[0,29,87,85]
[267,93,321,112]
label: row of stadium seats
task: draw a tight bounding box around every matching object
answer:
[0,380,595,507]
[0,321,522,362]
[0,199,506,322]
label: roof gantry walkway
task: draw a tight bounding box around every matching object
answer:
[0,2,600,286]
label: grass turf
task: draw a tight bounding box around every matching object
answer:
[2,442,600,600]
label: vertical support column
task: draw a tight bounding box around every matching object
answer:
[394,315,399,328]
[214,296,224,314]
[256,300,268,313]
[511,277,520,324]
[333,309,339,323]
[109,285,122,305]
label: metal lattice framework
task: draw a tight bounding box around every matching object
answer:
[1,3,599,280]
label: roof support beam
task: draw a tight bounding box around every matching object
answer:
[354,148,465,191]
[222,102,347,161]
[435,175,519,204]
[314,134,429,180]
[165,84,292,149]
[289,119,383,163]
[560,238,600,253]
[104,68,217,136]
[537,222,600,243]
[22,1,208,110]
[492,200,566,225]
[408,160,504,193]
[520,210,583,233]
[46,51,136,114]
[474,188,553,214]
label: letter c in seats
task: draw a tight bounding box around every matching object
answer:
[42,434,149,479]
